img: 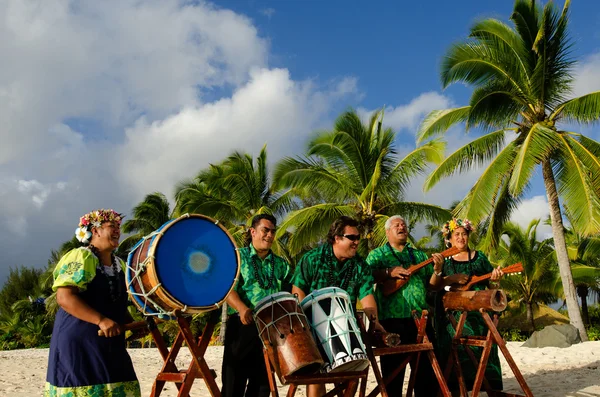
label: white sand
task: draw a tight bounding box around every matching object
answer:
[1,342,599,396]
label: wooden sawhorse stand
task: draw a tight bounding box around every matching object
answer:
[444,309,533,397]
[263,346,369,397]
[360,310,451,397]
[141,314,221,397]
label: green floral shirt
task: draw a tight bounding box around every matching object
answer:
[229,245,292,314]
[366,243,432,320]
[292,243,374,305]
[52,247,125,292]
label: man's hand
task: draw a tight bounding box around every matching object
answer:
[240,307,254,325]
[389,266,411,279]
[98,317,121,338]
[369,320,386,334]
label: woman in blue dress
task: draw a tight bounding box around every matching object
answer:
[45,209,141,396]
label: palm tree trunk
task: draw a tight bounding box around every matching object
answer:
[542,160,588,341]
[577,285,589,326]
[526,301,535,332]
[218,302,228,344]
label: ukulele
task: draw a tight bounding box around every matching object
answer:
[381,246,460,297]
[445,262,523,292]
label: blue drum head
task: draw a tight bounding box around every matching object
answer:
[154,216,238,308]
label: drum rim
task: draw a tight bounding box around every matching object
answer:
[128,213,241,315]
[300,287,350,309]
[254,292,298,313]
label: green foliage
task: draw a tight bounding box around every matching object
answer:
[500,328,529,342]
[586,326,600,341]
[274,108,450,255]
[419,0,600,244]
[0,266,44,316]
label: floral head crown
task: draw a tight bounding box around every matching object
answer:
[75,209,123,243]
[441,218,474,238]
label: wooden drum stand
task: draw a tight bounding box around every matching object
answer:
[442,289,533,397]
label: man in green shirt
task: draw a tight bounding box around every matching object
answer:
[366,215,444,396]
[222,214,291,397]
[292,216,384,397]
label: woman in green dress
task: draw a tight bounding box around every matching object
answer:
[435,218,504,393]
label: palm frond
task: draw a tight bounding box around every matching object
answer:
[416,107,470,144]
[276,204,355,256]
[509,123,558,196]
[553,91,600,124]
[424,129,507,191]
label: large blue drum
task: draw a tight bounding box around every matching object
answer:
[126,214,240,318]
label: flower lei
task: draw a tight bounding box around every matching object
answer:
[441,218,474,239]
[75,209,123,244]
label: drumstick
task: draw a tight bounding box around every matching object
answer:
[97,319,158,337]
[381,246,459,297]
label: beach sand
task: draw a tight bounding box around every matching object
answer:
[1,342,599,396]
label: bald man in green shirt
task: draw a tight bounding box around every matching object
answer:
[367,215,444,396]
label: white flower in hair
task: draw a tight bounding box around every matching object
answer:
[75,227,92,243]
[92,221,102,228]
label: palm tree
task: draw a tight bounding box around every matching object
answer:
[274,108,451,255]
[175,145,294,342]
[416,0,600,340]
[119,192,173,258]
[564,223,600,325]
[175,145,295,247]
[493,220,560,331]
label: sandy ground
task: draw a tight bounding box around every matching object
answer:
[1,342,599,396]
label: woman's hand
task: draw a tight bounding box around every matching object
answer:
[98,317,121,338]
[490,268,504,281]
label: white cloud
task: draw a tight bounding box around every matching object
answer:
[0,1,361,281]
[0,0,269,166]
[509,195,553,240]
[117,68,358,200]
[571,53,600,98]
[358,92,453,135]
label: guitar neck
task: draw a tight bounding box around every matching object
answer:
[456,262,523,291]
[407,246,459,275]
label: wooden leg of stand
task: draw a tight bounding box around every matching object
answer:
[359,372,367,397]
[406,352,421,397]
[427,350,451,397]
[151,329,185,397]
[286,384,297,397]
[343,380,359,397]
[471,327,494,397]
[176,317,221,397]
[263,349,279,397]
[480,311,533,397]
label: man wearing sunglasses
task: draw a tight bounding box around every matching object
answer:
[292,216,385,397]
[366,215,444,396]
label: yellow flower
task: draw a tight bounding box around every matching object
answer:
[449,219,458,231]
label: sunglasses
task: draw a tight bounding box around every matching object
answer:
[342,234,361,242]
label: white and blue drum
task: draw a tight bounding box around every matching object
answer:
[126,214,239,318]
[301,287,369,373]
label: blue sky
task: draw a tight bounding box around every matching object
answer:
[0,0,599,284]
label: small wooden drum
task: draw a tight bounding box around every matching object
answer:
[126,214,240,318]
[254,292,324,379]
[301,287,369,373]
